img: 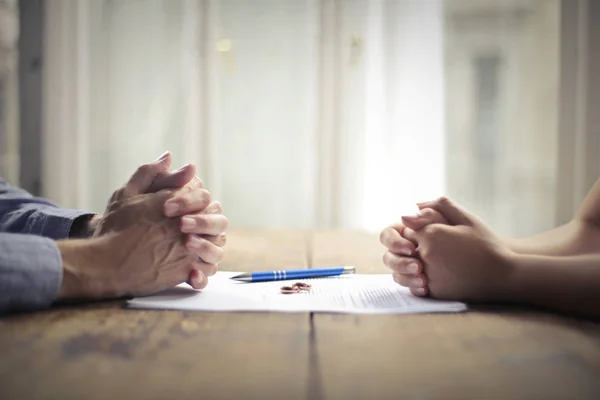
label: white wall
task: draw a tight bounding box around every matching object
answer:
[0,0,19,184]
[38,0,572,237]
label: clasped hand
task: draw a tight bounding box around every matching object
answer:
[58,152,228,300]
[380,197,514,302]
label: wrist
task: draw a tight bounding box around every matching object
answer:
[499,251,531,303]
[501,237,523,254]
[56,237,110,301]
[87,215,103,236]
[69,214,103,238]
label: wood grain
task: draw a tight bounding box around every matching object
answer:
[3,229,600,399]
[0,230,310,400]
[310,230,600,400]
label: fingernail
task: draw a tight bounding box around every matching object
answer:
[400,247,412,256]
[195,272,205,286]
[174,163,191,173]
[407,263,419,273]
[156,151,170,161]
[414,287,426,296]
[164,202,180,216]
[402,211,421,220]
[413,277,424,287]
[181,216,195,232]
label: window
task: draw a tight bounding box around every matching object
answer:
[39,0,567,237]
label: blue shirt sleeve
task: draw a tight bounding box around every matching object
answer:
[0,233,63,312]
[0,178,95,312]
[0,178,94,239]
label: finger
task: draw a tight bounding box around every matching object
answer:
[410,287,428,297]
[379,226,415,255]
[190,259,219,279]
[181,214,229,236]
[186,236,225,264]
[158,255,199,292]
[164,187,212,217]
[383,251,422,274]
[124,152,173,195]
[187,268,208,289]
[392,273,427,289]
[417,197,474,226]
[147,163,200,193]
[401,208,450,230]
[197,233,227,247]
[401,227,419,243]
[205,263,219,277]
[202,201,223,215]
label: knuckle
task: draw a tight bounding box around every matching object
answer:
[423,224,442,238]
[160,188,175,197]
[198,238,212,253]
[392,238,410,254]
[111,187,128,202]
[198,189,212,206]
[436,196,453,207]
[437,196,450,204]
[197,240,223,263]
[210,247,224,264]
[383,251,401,270]
[115,187,126,197]
[399,257,415,271]
[380,227,399,248]
[379,229,388,245]
[180,183,192,195]
[382,251,391,266]
[137,163,153,175]
[417,245,431,260]
[174,193,189,208]
[193,176,204,188]
[422,208,448,225]
[213,201,224,213]
[196,216,211,230]
[420,208,438,219]
[381,229,393,247]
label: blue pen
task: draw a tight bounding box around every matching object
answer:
[230,266,356,282]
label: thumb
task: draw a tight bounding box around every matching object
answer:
[416,197,474,226]
[147,163,198,193]
[124,151,173,195]
[401,207,450,230]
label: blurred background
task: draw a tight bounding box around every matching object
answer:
[0,0,598,237]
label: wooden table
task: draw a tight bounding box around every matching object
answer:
[2,230,600,400]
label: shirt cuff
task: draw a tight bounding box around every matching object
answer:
[26,206,95,240]
[0,233,63,313]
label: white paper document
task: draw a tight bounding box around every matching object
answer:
[128,271,467,314]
